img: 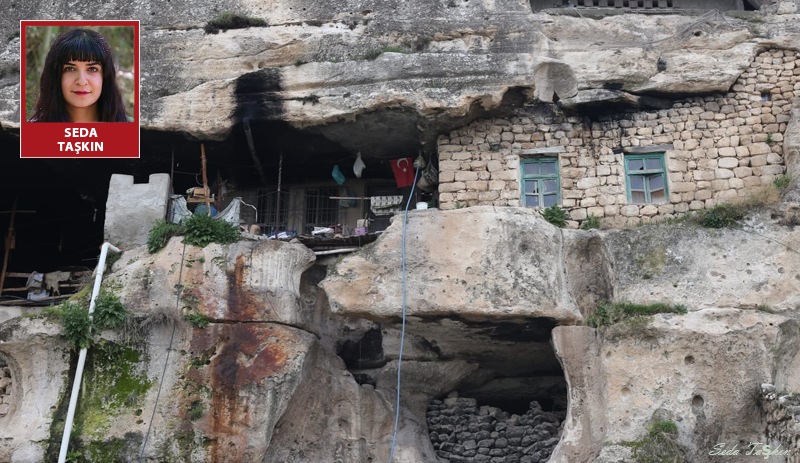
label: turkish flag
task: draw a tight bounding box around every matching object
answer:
[390,157,415,188]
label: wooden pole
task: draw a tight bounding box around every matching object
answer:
[170,144,175,192]
[0,196,18,296]
[274,151,283,235]
[242,120,269,186]
[201,143,211,216]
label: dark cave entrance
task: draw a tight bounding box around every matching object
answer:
[0,116,426,300]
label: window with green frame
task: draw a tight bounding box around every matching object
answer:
[521,157,560,208]
[624,153,668,204]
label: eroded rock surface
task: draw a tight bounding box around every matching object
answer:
[322,207,582,323]
[3,2,800,152]
[0,318,69,462]
[0,202,799,461]
[554,310,799,463]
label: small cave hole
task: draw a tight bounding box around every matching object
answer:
[684,355,695,365]
[0,353,13,418]
[692,394,705,411]
[337,327,385,370]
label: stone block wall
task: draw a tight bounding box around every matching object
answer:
[761,384,800,462]
[0,364,10,418]
[426,397,565,463]
[437,49,798,228]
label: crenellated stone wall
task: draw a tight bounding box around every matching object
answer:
[437,49,798,228]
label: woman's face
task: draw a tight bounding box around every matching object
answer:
[60,60,103,113]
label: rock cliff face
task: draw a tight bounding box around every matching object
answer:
[2,1,800,154]
[1,204,799,462]
[1,1,800,462]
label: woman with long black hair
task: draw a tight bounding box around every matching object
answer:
[31,28,129,122]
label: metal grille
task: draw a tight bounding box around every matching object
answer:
[304,187,340,234]
[256,189,289,234]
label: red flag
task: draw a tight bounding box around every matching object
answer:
[390,157,415,188]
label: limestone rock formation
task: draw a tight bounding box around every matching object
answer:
[2,1,800,462]
[0,202,799,461]
[322,207,583,322]
[2,1,800,153]
[0,318,69,462]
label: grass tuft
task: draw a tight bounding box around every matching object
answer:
[629,420,686,463]
[147,215,240,254]
[147,220,184,254]
[581,215,601,230]
[587,301,687,328]
[773,174,792,191]
[694,203,748,228]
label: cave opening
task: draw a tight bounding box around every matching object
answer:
[335,316,568,462]
[421,318,568,463]
[0,114,428,299]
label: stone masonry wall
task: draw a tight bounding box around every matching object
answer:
[427,397,565,463]
[761,384,800,462]
[0,363,10,418]
[437,49,798,228]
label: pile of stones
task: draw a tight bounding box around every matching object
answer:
[0,365,11,417]
[426,396,565,463]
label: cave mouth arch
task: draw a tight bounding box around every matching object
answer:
[335,316,568,461]
[419,317,568,462]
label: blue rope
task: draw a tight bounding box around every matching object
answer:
[388,167,420,463]
[138,241,187,462]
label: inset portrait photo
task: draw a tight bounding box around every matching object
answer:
[20,20,140,158]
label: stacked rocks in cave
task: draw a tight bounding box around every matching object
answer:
[0,365,11,417]
[427,397,565,463]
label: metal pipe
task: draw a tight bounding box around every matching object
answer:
[58,242,120,463]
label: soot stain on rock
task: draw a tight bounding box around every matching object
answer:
[234,68,283,123]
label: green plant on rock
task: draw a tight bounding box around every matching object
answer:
[61,302,94,349]
[93,291,127,330]
[695,203,748,228]
[630,420,686,463]
[147,220,184,253]
[774,174,792,191]
[581,215,601,230]
[204,13,266,34]
[183,214,240,248]
[185,312,212,329]
[54,291,129,348]
[188,400,205,421]
[587,301,687,328]
[148,215,241,254]
[541,205,569,228]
